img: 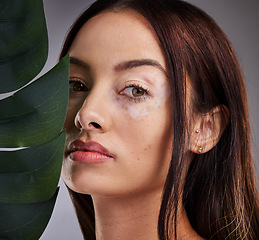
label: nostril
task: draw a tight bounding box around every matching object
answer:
[89,122,101,129]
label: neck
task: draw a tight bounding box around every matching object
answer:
[92,190,161,240]
[92,191,203,240]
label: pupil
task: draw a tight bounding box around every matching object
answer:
[132,88,144,97]
[74,82,84,91]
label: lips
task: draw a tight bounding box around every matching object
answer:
[68,140,114,163]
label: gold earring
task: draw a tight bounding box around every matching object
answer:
[198,147,203,153]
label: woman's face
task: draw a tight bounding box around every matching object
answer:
[62,11,174,197]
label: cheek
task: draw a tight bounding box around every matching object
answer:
[61,102,81,188]
[115,96,173,145]
[120,99,162,119]
[114,100,173,185]
[63,99,81,130]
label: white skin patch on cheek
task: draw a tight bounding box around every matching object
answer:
[114,85,171,119]
[124,100,161,119]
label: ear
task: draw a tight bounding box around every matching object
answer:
[189,105,229,154]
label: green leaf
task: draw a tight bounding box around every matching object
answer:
[0,189,59,240]
[0,0,48,93]
[0,55,69,148]
[0,132,66,204]
[0,0,69,239]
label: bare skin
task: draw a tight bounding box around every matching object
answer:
[62,10,209,240]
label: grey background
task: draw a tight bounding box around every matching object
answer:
[40,0,259,239]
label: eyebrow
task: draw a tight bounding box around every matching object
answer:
[70,56,167,77]
[114,59,167,76]
[70,57,90,69]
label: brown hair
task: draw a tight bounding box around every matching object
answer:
[60,0,259,239]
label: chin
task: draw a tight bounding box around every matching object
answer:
[61,165,112,196]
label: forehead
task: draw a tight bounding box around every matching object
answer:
[69,10,167,72]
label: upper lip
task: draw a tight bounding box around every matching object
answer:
[68,140,114,158]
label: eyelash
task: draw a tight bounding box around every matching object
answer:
[69,79,151,103]
[120,83,151,103]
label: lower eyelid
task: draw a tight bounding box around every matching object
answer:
[119,90,151,104]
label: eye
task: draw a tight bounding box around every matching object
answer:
[124,86,145,97]
[131,87,145,97]
[120,84,150,102]
[69,80,88,92]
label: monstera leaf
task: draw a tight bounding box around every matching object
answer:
[0,0,69,239]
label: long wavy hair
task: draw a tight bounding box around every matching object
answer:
[59,0,259,239]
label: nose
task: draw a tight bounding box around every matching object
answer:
[74,88,111,133]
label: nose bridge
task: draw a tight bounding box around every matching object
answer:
[75,83,110,131]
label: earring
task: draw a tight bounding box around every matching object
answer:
[198,147,203,153]
[195,129,199,133]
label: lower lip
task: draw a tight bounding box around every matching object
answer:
[69,151,112,164]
